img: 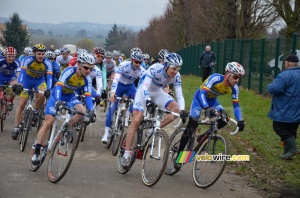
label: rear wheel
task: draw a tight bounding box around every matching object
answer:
[141,130,169,187]
[117,133,135,174]
[47,126,77,183]
[36,107,45,132]
[192,134,228,188]
[0,99,5,132]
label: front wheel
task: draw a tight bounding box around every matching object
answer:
[47,126,77,183]
[192,134,228,188]
[111,114,124,156]
[0,99,6,132]
[20,109,32,152]
[141,130,169,187]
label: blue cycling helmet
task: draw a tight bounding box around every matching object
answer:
[164,53,183,68]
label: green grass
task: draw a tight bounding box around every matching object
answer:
[181,75,300,195]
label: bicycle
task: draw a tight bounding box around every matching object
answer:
[0,83,12,132]
[117,104,182,187]
[106,96,134,156]
[165,111,239,189]
[18,88,45,152]
[103,78,112,112]
[30,102,90,183]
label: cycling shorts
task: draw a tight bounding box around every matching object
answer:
[19,75,46,98]
[45,95,82,115]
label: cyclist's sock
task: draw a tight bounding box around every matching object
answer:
[35,144,42,155]
[123,150,132,158]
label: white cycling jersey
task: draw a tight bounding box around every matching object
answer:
[103,59,117,73]
[133,63,185,112]
[56,55,73,67]
[89,65,103,95]
[111,60,145,93]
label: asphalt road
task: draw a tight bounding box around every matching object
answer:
[0,105,265,198]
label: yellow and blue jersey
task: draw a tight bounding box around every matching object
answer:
[18,55,53,90]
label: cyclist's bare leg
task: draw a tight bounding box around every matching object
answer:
[33,87,46,110]
[160,101,180,128]
[36,115,54,145]
[15,97,28,127]
[125,110,143,151]
[109,72,115,89]
[69,103,85,127]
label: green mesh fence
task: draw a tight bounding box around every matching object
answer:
[177,34,300,94]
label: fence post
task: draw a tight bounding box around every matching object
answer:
[231,39,235,61]
[223,40,228,74]
[248,39,253,89]
[238,39,244,86]
[274,38,280,77]
[292,33,297,54]
[259,39,265,94]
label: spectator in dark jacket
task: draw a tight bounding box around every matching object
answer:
[199,45,216,82]
[267,54,300,160]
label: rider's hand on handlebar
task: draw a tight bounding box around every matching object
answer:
[95,96,101,106]
[87,110,96,123]
[205,107,216,118]
[101,90,107,99]
[146,99,155,114]
[44,90,51,98]
[55,100,65,109]
[12,84,23,95]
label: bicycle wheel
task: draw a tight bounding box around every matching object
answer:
[103,86,109,112]
[47,126,77,183]
[36,107,45,132]
[165,126,186,175]
[80,124,87,142]
[75,121,84,150]
[111,113,124,156]
[0,99,5,132]
[192,134,228,188]
[20,109,32,152]
[106,111,117,149]
[141,129,169,187]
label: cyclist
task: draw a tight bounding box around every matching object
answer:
[143,53,151,69]
[12,44,53,140]
[93,47,107,106]
[103,51,117,91]
[121,52,187,168]
[18,47,32,62]
[0,46,21,111]
[112,50,123,66]
[102,50,145,143]
[31,51,96,165]
[56,47,72,72]
[174,62,246,169]
[45,50,61,88]
[54,49,61,59]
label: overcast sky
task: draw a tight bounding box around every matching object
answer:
[0,0,169,26]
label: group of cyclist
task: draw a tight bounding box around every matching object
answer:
[0,43,246,172]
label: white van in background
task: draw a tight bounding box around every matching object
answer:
[267,50,300,76]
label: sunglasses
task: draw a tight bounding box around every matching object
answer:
[96,54,104,58]
[232,75,241,80]
[82,65,93,71]
[134,60,142,65]
[7,55,16,58]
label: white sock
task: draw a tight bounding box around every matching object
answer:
[124,150,132,158]
[104,127,110,135]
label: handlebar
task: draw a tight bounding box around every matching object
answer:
[200,116,240,135]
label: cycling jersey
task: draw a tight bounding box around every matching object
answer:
[88,66,103,96]
[190,73,242,120]
[95,61,107,90]
[0,57,20,84]
[133,63,185,112]
[103,59,117,75]
[56,55,73,70]
[52,66,93,111]
[45,60,60,88]
[18,55,53,90]
[68,56,77,66]
[113,57,123,66]
[111,60,145,93]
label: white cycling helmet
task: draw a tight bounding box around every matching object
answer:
[105,51,113,58]
[225,62,245,76]
[45,50,56,59]
[78,52,95,64]
[143,53,150,60]
[159,49,169,59]
[54,49,61,56]
[164,52,183,68]
[24,47,31,54]
[130,47,142,54]
[130,51,144,61]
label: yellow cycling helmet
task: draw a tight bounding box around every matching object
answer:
[32,44,46,52]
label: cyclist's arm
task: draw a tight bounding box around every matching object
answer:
[102,64,107,90]
[231,85,243,121]
[174,85,185,110]
[110,72,121,93]
[45,59,53,90]
[95,68,103,95]
[84,76,93,111]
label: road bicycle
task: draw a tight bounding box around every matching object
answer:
[18,88,45,152]
[117,104,182,187]
[105,96,134,156]
[165,111,239,188]
[103,78,112,112]
[30,102,90,183]
[0,83,12,132]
